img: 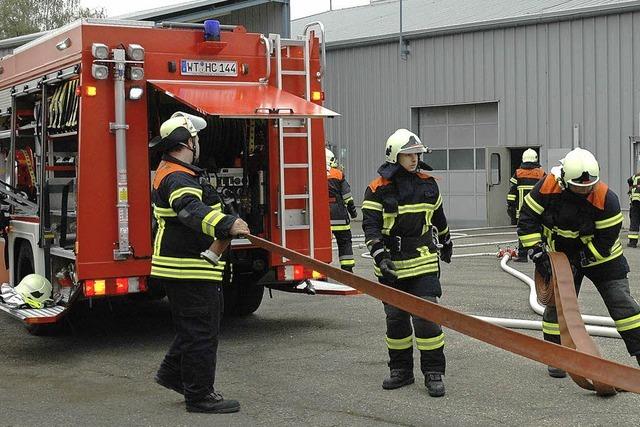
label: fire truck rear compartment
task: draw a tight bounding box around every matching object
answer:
[148,89,271,315]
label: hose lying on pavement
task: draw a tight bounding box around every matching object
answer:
[499,254,617,330]
[247,234,640,395]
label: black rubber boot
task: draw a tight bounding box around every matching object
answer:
[547,366,567,378]
[154,374,184,395]
[425,372,445,397]
[382,369,415,390]
[341,266,354,273]
[628,240,637,248]
[186,392,240,414]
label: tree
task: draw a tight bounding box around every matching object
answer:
[0,0,105,39]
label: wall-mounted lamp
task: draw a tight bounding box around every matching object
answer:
[56,37,72,51]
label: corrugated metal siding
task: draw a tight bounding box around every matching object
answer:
[324,11,640,210]
[0,48,12,57]
[223,3,286,36]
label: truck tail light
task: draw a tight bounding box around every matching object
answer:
[277,265,326,281]
[83,277,146,297]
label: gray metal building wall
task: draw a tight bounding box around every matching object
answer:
[324,11,640,211]
[219,2,288,36]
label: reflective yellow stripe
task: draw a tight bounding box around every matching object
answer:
[615,313,640,332]
[168,187,203,206]
[202,209,225,237]
[382,212,396,234]
[595,213,623,229]
[629,234,639,239]
[554,228,580,239]
[362,200,383,211]
[524,193,544,215]
[153,255,226,270]
[153,205,177,217]
[331,224,351,231]
[586,241,604,260]
[385,335,413,350]
[507,194,517,201]
[343,196,354,203]
[584,242,623,267]
[416,333,445,351]
[510,177,518,185]
[437,226,449,236]
[211,202,222,212]
[151,265,224,281]
[154,217,166,255]
[374,261,439,279]
[398,201,439,214]
[542,321,560,335]
[340,259,355,266]
[519,232,542,248]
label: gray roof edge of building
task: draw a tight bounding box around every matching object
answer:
[0,31,49,48]
[114,0,287,21]
[321,0,640,51]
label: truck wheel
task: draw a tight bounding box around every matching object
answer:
[15,240,34,284]
[223,275,264,317]
[15,241,58,336]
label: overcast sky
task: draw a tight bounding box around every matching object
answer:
[80,0,370,20]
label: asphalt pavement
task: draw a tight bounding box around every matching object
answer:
[1,225,640,426]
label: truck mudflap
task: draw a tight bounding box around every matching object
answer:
[0,285,78,325]
[265,279,360,296]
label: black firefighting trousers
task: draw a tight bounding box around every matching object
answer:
[629,201,640,243]
[542,259,640,357]
[156,279,222,402]
[332,228,355,271]
[381,274,446,374]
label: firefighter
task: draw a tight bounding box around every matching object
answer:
[362,129,453,397]
[518,147,640,378]
[626,171,640,247]
[326,148,358,272]
[149,111,249,414]
[507,148,546,262]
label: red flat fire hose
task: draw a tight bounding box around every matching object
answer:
[247,235,640,395]
[536,252,618,395]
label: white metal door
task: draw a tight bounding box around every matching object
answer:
[485,147,511,226]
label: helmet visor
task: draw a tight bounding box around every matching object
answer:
[567,171,599,187]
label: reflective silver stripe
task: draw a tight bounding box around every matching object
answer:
[371,248,385,258]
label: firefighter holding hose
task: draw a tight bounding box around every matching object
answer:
[518,147,640,378]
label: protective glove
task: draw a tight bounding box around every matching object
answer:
[577,248,596,267]
[440,236,453,264]
[378,258,398,283]
[529,245,552,283]
[347,201,358,219]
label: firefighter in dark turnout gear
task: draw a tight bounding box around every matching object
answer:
[626,171,640,247]
[362,129,452,397]
[149,112,250,414]
[507,148,546,261]
[518,147,640,378]
[326,148,357,272]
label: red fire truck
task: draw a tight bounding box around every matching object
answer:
[0,18,344,332]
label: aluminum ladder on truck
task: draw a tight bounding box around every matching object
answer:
[270,23,326,261]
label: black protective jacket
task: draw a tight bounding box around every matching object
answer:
[507,162,546,220]
[327,166,357,229]
[362,164,449,279]
[151,155,236,282]
[518,174,627,278]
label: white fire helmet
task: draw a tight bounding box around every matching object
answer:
[15,274,53,309]
[326,148,337,170]
[385,129,427,164]
[560,147,600,188]
[522,148,538,163]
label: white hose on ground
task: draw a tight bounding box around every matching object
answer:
[499,254,618,329]
[452,253,496,258]
[471,316,621,338]
[455,240,517,248]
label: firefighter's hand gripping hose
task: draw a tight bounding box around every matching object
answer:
[246,234,640,395]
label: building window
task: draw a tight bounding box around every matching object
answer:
[449,149,474,170]
[475,148,485,170]
[490,153,501,185]
[427,149,447,170]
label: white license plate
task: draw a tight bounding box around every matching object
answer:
[180,60,238,76]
